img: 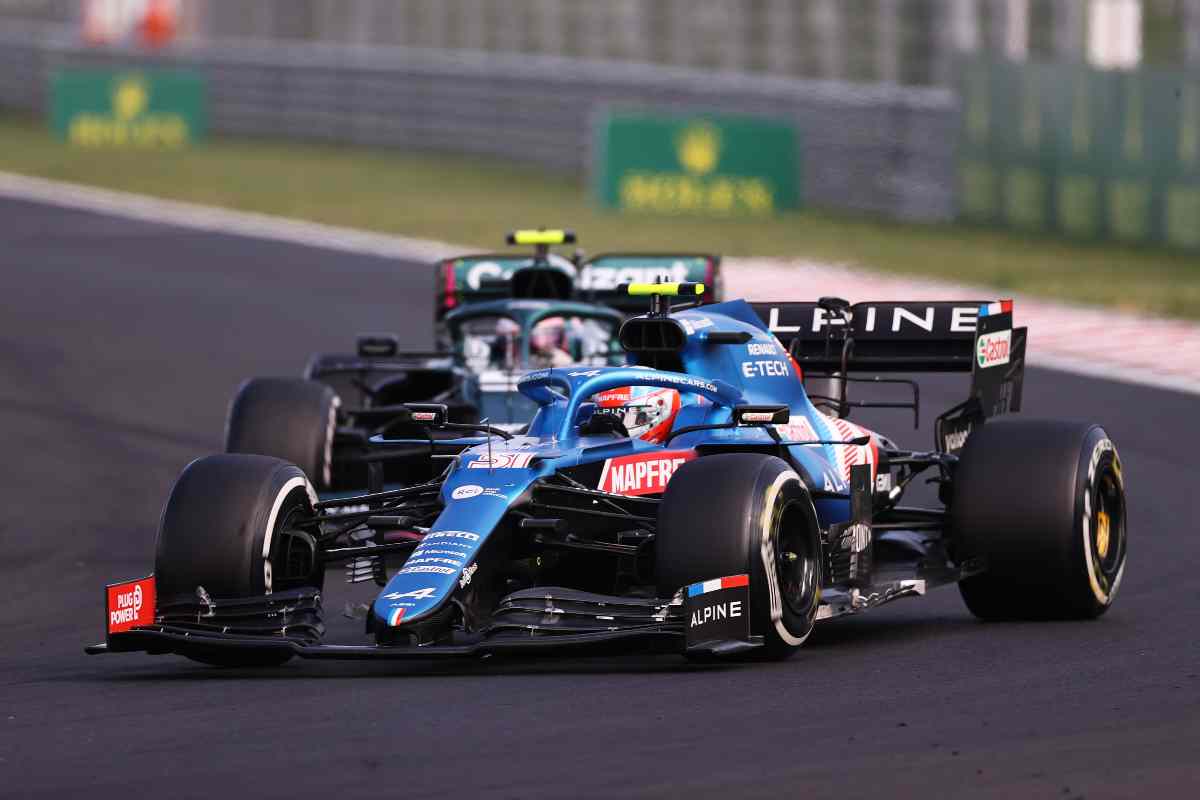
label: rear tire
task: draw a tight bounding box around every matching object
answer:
[225,378,338,489]
[950,420,1127,620]
[656,453,823,659]
[155,454,322,666]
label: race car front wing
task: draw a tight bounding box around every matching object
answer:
[86,581,764,661]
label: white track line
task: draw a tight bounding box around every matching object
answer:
[2,170,1198,396]
[0,170,460,263]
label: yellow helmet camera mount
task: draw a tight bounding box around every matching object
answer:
[506,229,576,265]
[619,281,706,317]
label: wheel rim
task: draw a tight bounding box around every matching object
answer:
[775,498,819,619]
[1089,464,1126,587]
[273,493,321,591]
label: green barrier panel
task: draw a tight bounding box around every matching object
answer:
[960,59,1056,229]
[1054,63,1108,238]
[958,58,1200,250]
[1157,71,1200,248]
[50,68,206,147]
[593,111,800,215]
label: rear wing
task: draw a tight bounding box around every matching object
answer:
[435,252,721,318]
[435,254,577,319]
[750,301,992,373]
[749,300,1026,453]
[579,254,720,313]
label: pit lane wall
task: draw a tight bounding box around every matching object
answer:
[0,20,956,223]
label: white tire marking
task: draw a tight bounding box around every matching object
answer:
[1082,438,1119,606]
[322,394,339,488]
[758,469,815,647]
[261,475,317,594]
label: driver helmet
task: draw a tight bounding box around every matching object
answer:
[531,317,567,354]
[593,385,681,444]
[530,317,573,368]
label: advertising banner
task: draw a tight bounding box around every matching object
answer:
[594,112,800,215]
[50,69,206,147]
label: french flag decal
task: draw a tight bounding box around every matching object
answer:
[388,607,406,627]
[979,299,1014,317]
[687,574,750,597]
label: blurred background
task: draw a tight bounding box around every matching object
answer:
[1,0,1199,317]
[6,0,1197,82]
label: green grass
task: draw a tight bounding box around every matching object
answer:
[4,114,1200,318]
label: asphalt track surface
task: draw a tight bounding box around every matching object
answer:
[1,196,1197,799]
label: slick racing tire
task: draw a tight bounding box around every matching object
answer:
[155,454,323,666]
[950,420,1127,621]
[656,453,823,659]
[225,377,338,490]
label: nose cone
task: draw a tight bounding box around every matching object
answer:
[371,449,546,637]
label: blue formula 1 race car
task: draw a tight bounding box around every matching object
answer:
[89,284,1128,665]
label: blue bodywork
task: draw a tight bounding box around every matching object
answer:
[372,300,873,630]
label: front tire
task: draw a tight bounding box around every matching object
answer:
[225,377,338,489]
[656,453,823,659]
[155,454,323,666]
[950,420,1127,620]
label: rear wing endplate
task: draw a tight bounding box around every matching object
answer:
[934,304,1026,453]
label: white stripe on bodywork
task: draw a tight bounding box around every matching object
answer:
[822,414,876,483]
[597,458,612,493]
